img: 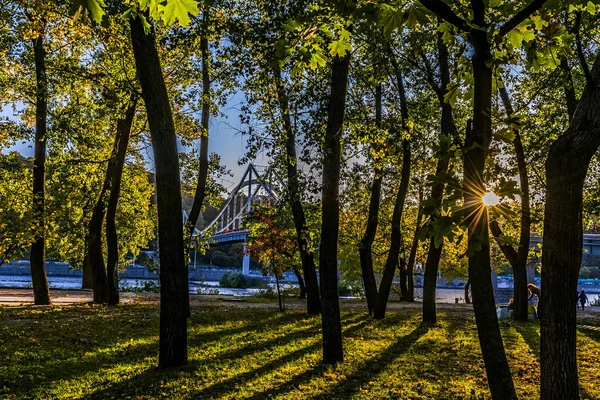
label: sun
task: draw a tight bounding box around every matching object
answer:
[482,192,500,206]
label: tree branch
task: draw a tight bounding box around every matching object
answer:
[489,219,519,267]
[575,11,594,86]
[498,0,550,37]
[418,0,470,32]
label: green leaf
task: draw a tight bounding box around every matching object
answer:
[506,30,523,48]
[309,51,327,69]
[138,0,160,16]
[494,127,516,144]
[71,0,106,23]
[328,39,351,57]
[158,0,200,27]
[379,4,403,36]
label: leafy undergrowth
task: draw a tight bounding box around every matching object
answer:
[1,302,599,399]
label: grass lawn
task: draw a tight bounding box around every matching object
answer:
[1,299,599,399]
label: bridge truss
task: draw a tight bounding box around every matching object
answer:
[198,164,282,274]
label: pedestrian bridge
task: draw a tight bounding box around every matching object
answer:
[193,164,281,274]
[529,232,600,267]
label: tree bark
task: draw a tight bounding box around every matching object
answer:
[292,267,306,299]
[184,5,211,318]
[88,186,108,303]
[130,15,188,368]
[559,57,578,123]
[541,55,600,400]
[319,53,350,364]
[466,21,517,399]
[373,137,410,320]
[187,5,210,236]
[29,32,51,305]
[399,260,408,301]
[405,186,424,302]
[358,83,382,313]
[275,67,321,315]
[489,86,530,322]
[373,59,411,320]
[81,235,93,289]
[423,31,455,323]
[105,99,137,305]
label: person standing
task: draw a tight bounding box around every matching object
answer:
[579,290,588,311]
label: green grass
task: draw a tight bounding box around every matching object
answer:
[1,301,599,399]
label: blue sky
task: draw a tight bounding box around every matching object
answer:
[1,93,265,194]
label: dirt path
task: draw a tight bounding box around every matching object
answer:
[2,288,598,323]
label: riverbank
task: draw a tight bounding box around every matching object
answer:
[2,288,599,321]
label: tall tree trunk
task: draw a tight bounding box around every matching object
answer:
[466,22,517,399]
[541,55,600,400]
[81,236,93,289]
[88,188,108,303]
[184,5,211,317]
[187,5,210,235]
[105,99,137,306]
[319,53,350,364]
[292,267,306,299]
[423,31,455,323]
[399,261,408,301]
[373,138,410,319]
[130,15,188,368]
[489,87,530,322]
[373,64,411,320]
[405,186,424,302]
[275,67,321,315]
[29,32,51,305]
[88,104,137,304]
[358,83,382,313]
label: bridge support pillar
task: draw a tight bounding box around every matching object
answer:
[242,244,250,275]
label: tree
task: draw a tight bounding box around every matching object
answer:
[420,27,459,323]
[29,6,51,305]
[541,49,600,400]
[129,11,189,368]
[489,87,531,322]
[373,59,411,320]
[246,205,301,310]
[412,0,558,396]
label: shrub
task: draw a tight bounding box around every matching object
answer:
[580,267,592,279]
[212,251,232,267]
[121,279,160,293]
[219,272,245,288]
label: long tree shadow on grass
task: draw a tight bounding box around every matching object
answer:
[2,306,286,397]
[243,322,429,400]
[515,322,595,399]
[86,314,367,399]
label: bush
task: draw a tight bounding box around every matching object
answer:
[580,267,592,279]
[338,279,361,297]
[121,279,160,293]
[219,272,245,288]
[227,243,244,267]
[212,251,232,267]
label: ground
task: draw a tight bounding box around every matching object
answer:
[1,290,599,399]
